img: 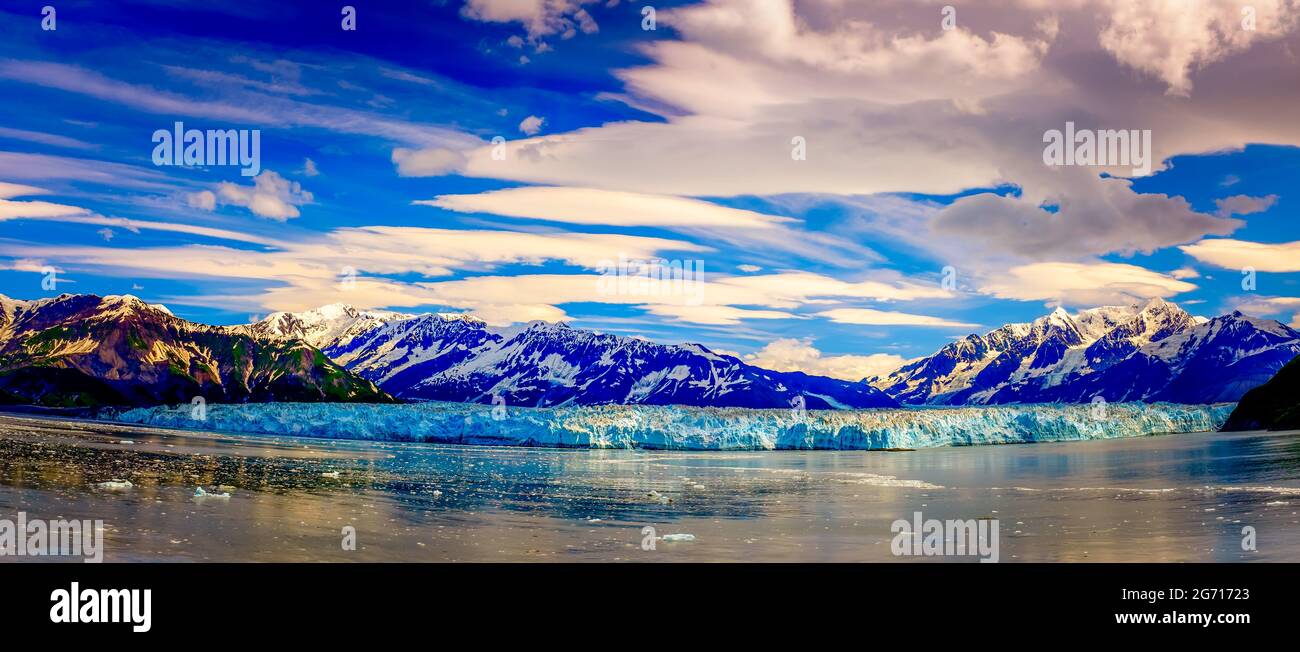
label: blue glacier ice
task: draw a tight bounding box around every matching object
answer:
[104,401,1235,451]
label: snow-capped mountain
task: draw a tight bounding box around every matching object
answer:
[236,303,413,350]
[870,298,1300,405]
[0,294,391,407]
[321,312,498,392]
[248,306,899,409]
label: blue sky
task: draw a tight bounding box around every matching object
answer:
[1,0,1298,380]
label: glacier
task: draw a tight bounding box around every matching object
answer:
[103,401,1235,451]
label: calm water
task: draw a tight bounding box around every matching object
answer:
[1,412,1298,562]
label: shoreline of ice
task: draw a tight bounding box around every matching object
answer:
[102,401,1236,451]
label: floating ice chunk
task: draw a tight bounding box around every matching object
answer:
[660,533,696,542]
[647,490,672,504]
[96,479,133,490]
[194,486,231,499]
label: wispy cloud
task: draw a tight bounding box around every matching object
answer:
[0,126,98,150]
[1182,238,1300,272]
[420,187,794,229]
[0,59,479,147]
[744,338,908,380]
[816,308,977,329]
[978,261,1198,307]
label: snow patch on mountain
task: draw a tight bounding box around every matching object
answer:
[238,303,415,349]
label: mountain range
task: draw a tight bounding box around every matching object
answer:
[868,298,1300,405]
[0,294,390,407]
[1,293,1296,411]
[239,304,899,409]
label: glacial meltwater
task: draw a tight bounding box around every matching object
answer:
[1,411,1298,562]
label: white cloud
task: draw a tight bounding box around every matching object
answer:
[716,271,953,304]
[737,264,761,272]
[301,158,320,177]
[1231,295,1300,328]
[0,151,173,190]
[0,184,273,245]
[1181,238,1300,272]
[1233,295,1300,314]
[744,338,908,381]
[0,216,969,325]
[625,0,1053,119]
[419,186,875,264]
[0,228,709,317]
[643,304,796,325]
[186,190,216,211]
[393,0,1300,278]
[460,0,600,41]
[0,59,478,148]
[1169,267,1200,280]
[0,258,63,274]
[979,261,1197,306]
[216,170,313,221]
[420,186,792,229]
[0,182,48,200]
[392,147,467,176]
[929,181,1240,260]
[1214,194,1278,217]
[1096,0,1299,95]
[403,270,952,326]
[0,183,89,219]
[518,115,545,135]
[0,126,97,150]
[816,308,977,329]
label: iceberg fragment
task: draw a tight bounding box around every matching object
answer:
[102,401,1234,451]
[194,486,231,499]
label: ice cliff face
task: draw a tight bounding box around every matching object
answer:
[107,401,1234,451]
[870,298,1300,405]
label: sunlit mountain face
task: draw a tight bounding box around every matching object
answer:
[0,294,390,406]
[1,1,1298,396]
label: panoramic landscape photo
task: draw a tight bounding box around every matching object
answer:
[2,0,1300,564]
